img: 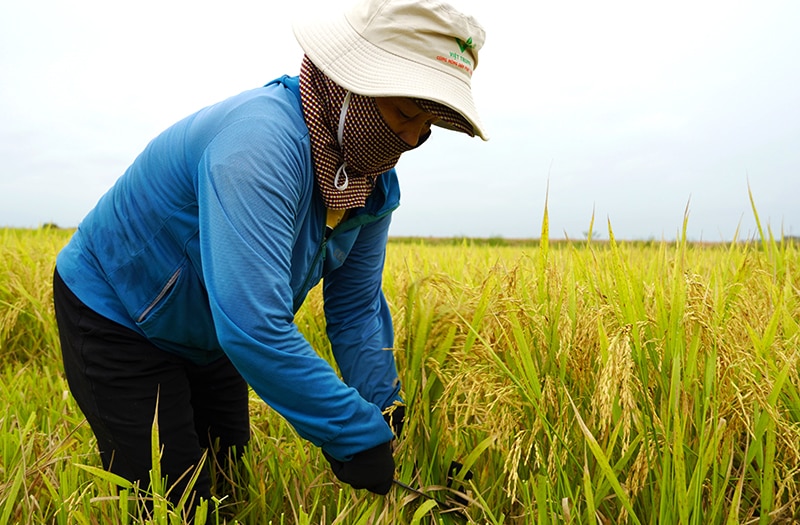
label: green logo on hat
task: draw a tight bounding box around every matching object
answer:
[456,37,474,53]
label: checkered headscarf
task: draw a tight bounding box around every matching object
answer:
[298,55,474,209]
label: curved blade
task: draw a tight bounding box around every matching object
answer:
[393,479,468,521]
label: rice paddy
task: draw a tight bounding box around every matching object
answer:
[1,211,798,523]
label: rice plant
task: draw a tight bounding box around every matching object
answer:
[1,214,798,523]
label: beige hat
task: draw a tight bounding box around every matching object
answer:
[293,0,488,140]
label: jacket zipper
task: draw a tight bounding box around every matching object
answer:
[138,267,181,322]
[294,236,327,312]
[292,201,400,312]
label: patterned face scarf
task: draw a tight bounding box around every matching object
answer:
[299,55,473,209]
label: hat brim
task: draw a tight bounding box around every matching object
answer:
[293,14,488,140]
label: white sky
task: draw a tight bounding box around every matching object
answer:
[1,0,798,240]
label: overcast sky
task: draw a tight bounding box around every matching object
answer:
[1,0,798,240]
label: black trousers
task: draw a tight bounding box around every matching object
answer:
[53,268,250,507]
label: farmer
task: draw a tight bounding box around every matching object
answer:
[52,0,487,509]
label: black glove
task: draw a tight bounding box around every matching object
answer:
[382,403,406,439]
[322,441,395,495]
[447,460,475,505]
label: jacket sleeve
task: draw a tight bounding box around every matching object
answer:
[322,213,403,412]
[196,115,393,462]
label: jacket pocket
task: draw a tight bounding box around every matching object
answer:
[135,261,221,352]
[137,267,182,323]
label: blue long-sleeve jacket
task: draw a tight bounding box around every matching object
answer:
[55,75,399,461]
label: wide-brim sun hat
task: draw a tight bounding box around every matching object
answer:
[293,0,489,140]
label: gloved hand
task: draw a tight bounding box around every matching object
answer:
[322,441,395,495]
[382,403,406,439]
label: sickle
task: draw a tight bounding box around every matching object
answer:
[393,479,469,521]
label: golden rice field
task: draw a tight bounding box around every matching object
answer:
[1,215,799,524]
